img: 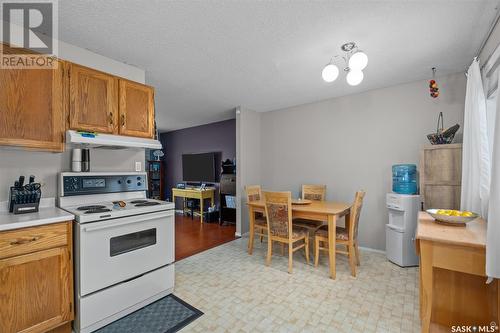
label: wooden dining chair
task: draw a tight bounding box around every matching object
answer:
[293,184,327,231]
[246,185,267,254]
[314,191,365,277]
[302,184,327,201]
[263,191,309,273]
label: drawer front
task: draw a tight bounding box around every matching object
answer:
[0,222,70,260]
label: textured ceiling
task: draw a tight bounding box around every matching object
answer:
[59,1,499,131]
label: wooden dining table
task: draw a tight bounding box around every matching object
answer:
[247,200,352,279]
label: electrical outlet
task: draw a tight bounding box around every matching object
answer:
[135,162,142,172]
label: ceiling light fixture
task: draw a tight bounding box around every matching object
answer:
[346,70,364,86]
[321,42,368,85]
[321,62,339,82]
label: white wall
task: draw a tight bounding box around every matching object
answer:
[258,73,466,250]
[0,41,147,202]
[236,107,262,236]
[0,149,145,202]
[59,41,145,83]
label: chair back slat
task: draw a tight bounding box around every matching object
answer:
[245,185,262,202]
[349,191,366,241]
[264,191,292,239]
[302,184,326,201]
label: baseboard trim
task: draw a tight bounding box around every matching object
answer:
[236,232,385,254]
[359,246,386,255]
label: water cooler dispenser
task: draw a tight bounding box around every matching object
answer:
[386,193,419,266]
[386,164,419,267]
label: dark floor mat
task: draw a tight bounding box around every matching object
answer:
[95,294,203,333]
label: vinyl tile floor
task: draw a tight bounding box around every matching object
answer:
[174,236,420,333]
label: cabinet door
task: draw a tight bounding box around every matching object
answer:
[0,247,73,333]
[69,64,118,134]
[119,80,155,138]
[0,46,64,151]
[423,147,462,184]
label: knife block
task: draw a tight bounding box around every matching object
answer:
[9,186,41,214]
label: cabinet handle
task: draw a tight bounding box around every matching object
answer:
[109,112,113,125]
[121,114,125,127]
[10,236,40,245]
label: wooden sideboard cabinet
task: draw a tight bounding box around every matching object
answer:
[0,222,74,333]
[420,144,462,210]
[69,63,118,134]
[0,44,65,152]
[119,79,155,138]
[416,212,499,332]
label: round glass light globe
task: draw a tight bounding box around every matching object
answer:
[321,64,339,83]
[346,70,364,86]
[348,51,368,70]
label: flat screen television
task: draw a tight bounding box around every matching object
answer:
[182,152,216,183]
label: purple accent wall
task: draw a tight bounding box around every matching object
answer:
[160,119,236,204]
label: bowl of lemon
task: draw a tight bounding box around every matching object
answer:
[426,209,479,226]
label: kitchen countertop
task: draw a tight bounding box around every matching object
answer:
[0,198,74,231]
[416,211,486,248]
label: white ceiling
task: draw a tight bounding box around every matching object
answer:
[59,1,499,132]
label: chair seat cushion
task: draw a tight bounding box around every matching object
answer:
[293,218,323,230]
[291,226,308,238]
[255,218,267,227]
[315,226,349,240]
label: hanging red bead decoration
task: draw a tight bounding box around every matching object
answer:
[429,67,439,98]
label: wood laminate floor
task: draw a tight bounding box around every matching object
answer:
[175,214,237,261]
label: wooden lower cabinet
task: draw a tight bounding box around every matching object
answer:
[0,222,73,333]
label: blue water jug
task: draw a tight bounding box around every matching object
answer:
[392,164,417,194]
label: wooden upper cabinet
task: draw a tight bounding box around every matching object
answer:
[0,46,64,152]
[69,64,118,134]
[119,79,155,138]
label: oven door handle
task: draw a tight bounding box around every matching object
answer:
[82,211,173,232]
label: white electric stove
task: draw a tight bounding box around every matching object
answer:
[58,172,175,333]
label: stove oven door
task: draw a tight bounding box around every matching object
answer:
[76,210,174,296]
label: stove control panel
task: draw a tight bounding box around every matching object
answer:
[61,173,147,196]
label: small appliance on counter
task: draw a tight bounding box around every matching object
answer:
[72,148,91,172]
[386,193,420,267]
[81,148,90,172]
[72,148,82,172]
[8,175,42,214]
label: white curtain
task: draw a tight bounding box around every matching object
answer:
[487,69,500,279]
[461,59,491,218]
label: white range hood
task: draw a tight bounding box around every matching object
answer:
[66,130,162,149]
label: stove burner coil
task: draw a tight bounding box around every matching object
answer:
[84,208,112,214]
[135,202,161,207]
[130,200,148,204]
[77,205,106,211]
